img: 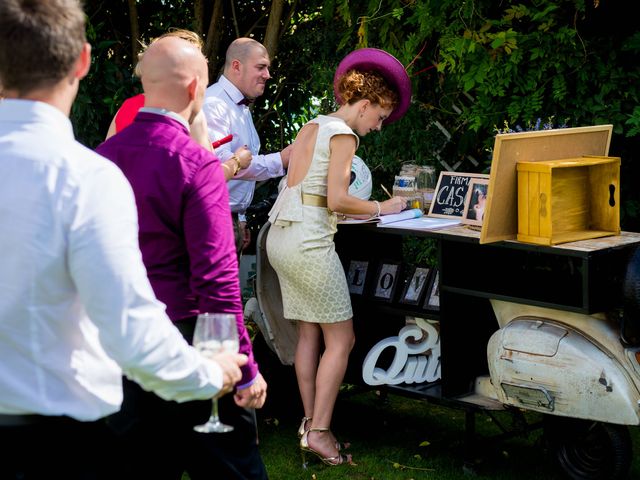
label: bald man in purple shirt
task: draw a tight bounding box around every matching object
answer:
[97,36,268,480]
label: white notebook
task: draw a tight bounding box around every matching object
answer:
[338,208,424,225]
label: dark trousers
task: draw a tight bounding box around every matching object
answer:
[105,318,268,480]
[106,379,267,480]
[232,212,244,259]
[0,415,114,480]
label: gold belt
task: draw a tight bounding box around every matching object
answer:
[301,193,327,208]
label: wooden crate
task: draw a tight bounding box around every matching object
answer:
[517,156,620,245]
[480,125,613,244]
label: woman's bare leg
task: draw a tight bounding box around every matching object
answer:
[295,321,322,419]
[307,319,355,458]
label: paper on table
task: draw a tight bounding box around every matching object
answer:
[338,208,423,225]
[378,215,461,230]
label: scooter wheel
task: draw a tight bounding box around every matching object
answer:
[544,416,632,480]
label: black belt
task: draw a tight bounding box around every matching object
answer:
[0,414,51,426]
[174,316,197,344]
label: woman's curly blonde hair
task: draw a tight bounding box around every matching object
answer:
[337,69,398,111]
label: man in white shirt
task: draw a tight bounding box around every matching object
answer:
[0,1,245,478]
[203,37,292,254]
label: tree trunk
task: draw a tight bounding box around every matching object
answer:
[127,0,140,64]
[263,0,285,59]
[194,0,205,37]
[204,1,225,82]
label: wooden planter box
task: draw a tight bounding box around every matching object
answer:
[517,156,620,245]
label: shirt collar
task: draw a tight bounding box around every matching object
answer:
[139,107,190,131]
[218,75,246,106]
[0,99,74,139]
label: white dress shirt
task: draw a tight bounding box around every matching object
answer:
[0,99,223,421]
[203,75,285,216]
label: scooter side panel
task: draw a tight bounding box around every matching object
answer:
[488,318,640,425]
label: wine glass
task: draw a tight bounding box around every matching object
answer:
[192,312,239,433]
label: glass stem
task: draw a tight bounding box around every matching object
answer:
[210,399,220,422]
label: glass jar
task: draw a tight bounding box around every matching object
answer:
[408,194,424,211]
[392,175,416,198]
[399,163,419,177]
[416,166,437,212]
[416,166,436,190]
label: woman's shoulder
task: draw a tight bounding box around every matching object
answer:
[312,115,355,135]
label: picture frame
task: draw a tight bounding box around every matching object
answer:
[461,178,490,226]
[423,270,441,311]
[372,261,401,302]
[400,266,432,305]
[428,171,490,219]
[346,260,369,295]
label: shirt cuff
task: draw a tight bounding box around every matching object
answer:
[236,376,257,390]
[238,361,259,389]
[264,152,285,177]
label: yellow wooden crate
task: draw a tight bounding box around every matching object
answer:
[517,156,620,245]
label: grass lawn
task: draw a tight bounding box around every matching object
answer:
[256,385,640,480]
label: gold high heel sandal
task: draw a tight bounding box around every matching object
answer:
[297,417,351,450]
[297,416,312,438]
[300,428,354,467]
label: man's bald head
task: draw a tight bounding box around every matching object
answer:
[140,36,209,122]
[224,38,267,72]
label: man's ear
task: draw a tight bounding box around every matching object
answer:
[74,43,92,81]
[187,77,198,101]
[230,59,242,74]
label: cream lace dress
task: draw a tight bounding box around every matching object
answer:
[266,115,359,323]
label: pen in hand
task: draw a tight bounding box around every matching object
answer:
[380,184,409,212]
[381,184,393,199]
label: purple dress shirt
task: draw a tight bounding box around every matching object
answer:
[96,111,258,386]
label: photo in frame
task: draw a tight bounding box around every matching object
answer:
[346,260,369,295]
[461,178,490,226]
[372,261,401,302]
[400,266,432,305]
[423,270,440,311]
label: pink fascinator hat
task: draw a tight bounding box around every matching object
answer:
[333,47,411,125]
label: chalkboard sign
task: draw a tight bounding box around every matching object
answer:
[428,172,490,219]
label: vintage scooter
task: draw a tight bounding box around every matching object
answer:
[247,219,640,480]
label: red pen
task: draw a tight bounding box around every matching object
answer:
[211,134,233,149]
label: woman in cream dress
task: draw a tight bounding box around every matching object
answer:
[266,48,411,466]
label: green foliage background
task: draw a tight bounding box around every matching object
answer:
[74,0,640,229]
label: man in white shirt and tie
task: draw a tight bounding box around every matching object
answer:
[203,37,292,254]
